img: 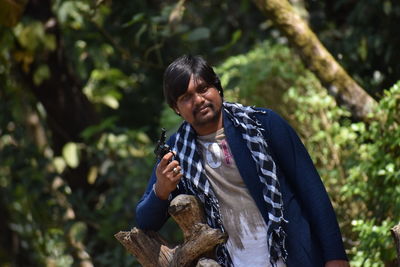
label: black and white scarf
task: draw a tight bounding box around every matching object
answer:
[173,102,288,266]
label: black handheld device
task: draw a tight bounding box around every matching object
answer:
[154,128,173,161]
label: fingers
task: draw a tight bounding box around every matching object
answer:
[166,161,181,174]
[171,165,182,177]
[158,151,175,167]
[156,151,182,180]
[155,156,183,200]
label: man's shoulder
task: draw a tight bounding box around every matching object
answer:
[253,106,278,115]
[252,107,275,124]
[251,107,291,139]
[252,107,285,124]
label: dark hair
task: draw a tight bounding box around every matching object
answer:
[163,55,223,108]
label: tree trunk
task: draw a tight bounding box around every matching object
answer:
[115,195,227,267]
[391,224,400,266]
[252,0,378,122]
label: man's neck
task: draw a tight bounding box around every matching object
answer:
[194,114,223,136]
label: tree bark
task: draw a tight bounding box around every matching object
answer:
[391,224,400,266]
[252,0,378,122]
[115,195,227,267]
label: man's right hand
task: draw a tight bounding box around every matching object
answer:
[154,151,183,200]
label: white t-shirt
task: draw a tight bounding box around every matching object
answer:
[197,128,285,267]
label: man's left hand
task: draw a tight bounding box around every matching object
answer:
[325,260,350,267]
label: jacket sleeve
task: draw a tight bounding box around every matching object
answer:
[135,135,180,231]
[263,109,347,262]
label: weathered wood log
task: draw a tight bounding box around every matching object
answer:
[196,258,221,267]
[114,229,174,267]
[391,224,400,266]
[115,195,227,267]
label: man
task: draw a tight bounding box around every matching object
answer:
[136,55,349,267]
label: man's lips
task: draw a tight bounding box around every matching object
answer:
[194,103,212,116]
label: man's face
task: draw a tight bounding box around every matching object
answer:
[174,75,223,135]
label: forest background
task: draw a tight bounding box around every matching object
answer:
[0,0,399,266]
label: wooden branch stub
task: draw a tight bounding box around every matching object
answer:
[196,258,222,267]
[114,229,174,267]
[171,223,227,267]
[390,224,400,266]
[115,194,226,267]
[168,195,227,266]
[168,194,206,241]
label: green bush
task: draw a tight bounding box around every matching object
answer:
[344,82,400,266]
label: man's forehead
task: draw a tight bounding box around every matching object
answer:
[190,76,207,88]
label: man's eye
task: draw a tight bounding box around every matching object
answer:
[199,86,209,93]
[180,94,190,101]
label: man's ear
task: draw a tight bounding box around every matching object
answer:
[173,106,181,116]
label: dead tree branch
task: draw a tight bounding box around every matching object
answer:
[115,195,227,267]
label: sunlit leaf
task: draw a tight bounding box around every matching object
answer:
[62,142,80,168]
[136,132,150,144]
[102,95,119,109]
[14,22,44,51]
[87,166,98,184]
[53,157,66,174]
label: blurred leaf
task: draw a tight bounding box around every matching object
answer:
[57,1,89,29]
[122,13,145,27]
[43,34,56,51]
[213,30,242,53]
[62,142,80,168]
[69,222,87,243]
[102,95,119,109]
[134,23,148,46]
[186,27,210,41]
[80,117,118,140]
[168,0,186,25]
[14,22,45,51]
[53,157,66,174]
[136,132,150,144]
[33,64,50,85]
[87,166,98,184]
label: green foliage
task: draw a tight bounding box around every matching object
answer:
[343,82,400,266]
[0,87,73,266]
[0,103,156,266]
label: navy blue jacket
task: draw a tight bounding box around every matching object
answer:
[136,108,347,266]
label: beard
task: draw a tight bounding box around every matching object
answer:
[192,102,222,126]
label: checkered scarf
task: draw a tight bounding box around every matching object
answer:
[173,102,287,266]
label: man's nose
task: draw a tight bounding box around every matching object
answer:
[193,92,205,104]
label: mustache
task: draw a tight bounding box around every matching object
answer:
[193,103,213,115]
